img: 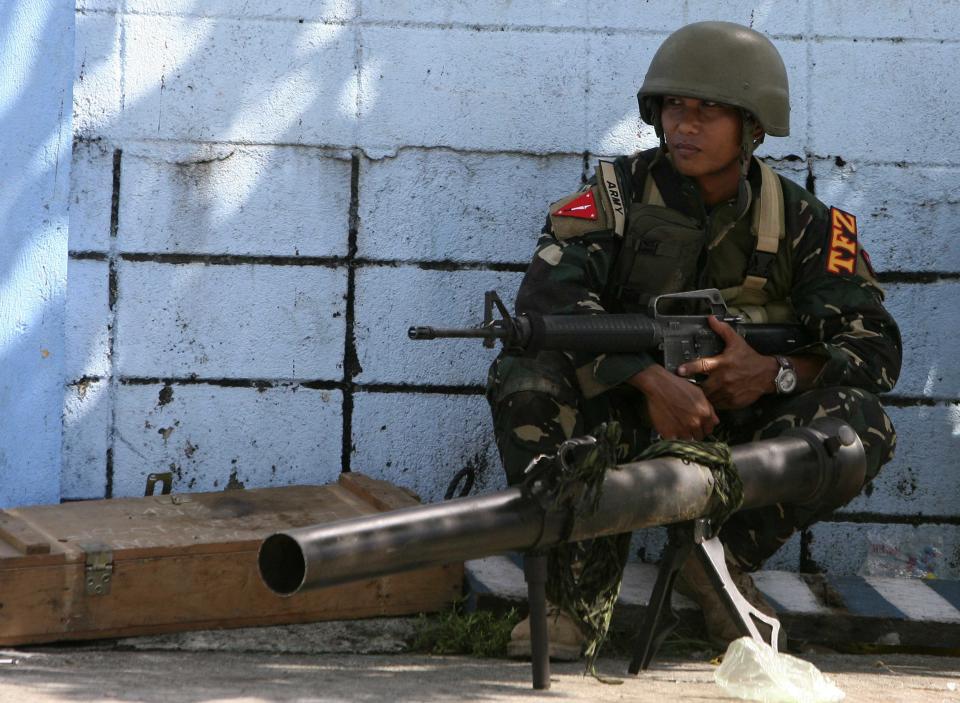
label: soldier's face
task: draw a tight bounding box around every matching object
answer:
[660,96,742,182]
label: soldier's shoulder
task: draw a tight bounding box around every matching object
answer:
[612,148,660,195]
[774,169,878,284]
[775,171,831,222]
[545,152,647,241]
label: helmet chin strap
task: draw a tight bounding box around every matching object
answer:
[736,112,764,217]
[643,96,667,168]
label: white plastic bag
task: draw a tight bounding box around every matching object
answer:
[714,637,844,703]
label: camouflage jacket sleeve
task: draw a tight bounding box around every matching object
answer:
[786,194,902,393]
[514,215,658,398]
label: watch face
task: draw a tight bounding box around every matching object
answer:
[776,368,798,394]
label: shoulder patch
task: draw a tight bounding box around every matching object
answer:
[826,207,858,275]
[548,185,612,240]
[552,189,598,220]
[596,161,626,236]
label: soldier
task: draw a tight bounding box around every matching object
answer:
[487,21,901,659]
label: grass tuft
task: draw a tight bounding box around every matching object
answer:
[412,601,521,658]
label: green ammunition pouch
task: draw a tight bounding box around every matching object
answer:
[611,204,707,312]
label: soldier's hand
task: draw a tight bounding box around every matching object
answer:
[677,315,778,410]
[628,365,719,440]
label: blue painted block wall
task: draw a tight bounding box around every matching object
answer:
[3,1,959,576]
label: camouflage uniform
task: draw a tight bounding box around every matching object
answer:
[486,147,902,570]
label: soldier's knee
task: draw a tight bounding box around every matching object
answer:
[486,352,583,485]
[486,351,579,409]
[801,386,897,482]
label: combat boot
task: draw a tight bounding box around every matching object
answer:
[507,606,585,661]
[675,554,786,650]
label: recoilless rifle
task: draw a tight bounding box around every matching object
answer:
[259,290,861,692]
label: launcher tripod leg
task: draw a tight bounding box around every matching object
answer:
[696,533,782,651]
[628,519,782,674]
[628,523,695,674]
[524,551,550,690]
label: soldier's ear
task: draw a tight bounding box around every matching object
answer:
[752,125,765,147]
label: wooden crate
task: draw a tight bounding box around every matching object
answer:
[0,473,462,645]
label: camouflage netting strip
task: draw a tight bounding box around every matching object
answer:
[638,438,744,529]
[545,424,743,675]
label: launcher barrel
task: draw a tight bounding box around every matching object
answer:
[258,418,863,596]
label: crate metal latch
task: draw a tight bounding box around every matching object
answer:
[81,543,114,596]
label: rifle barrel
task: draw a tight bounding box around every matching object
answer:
[407,326,502,340]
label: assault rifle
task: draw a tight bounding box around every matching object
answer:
[408,288,812,373]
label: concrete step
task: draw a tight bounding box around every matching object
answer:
[466,555,960,649]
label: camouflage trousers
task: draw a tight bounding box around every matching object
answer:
[486,351,897,571]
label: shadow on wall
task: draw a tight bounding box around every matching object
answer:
[65,0,637,501]
[64,0,363,500]
[0,1,73,507]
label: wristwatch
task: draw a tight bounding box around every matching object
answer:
[773,355,798,395]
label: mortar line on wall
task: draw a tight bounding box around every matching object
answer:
[116,376,487,395]
[117,6,127,114]
[117,377,335,389]
[881,395,957,408]
[803,35,960,46]
[580,151,591,185]
[341,151,362,475]
[108,378,956,408]
[83,252,960,283]
[70,375,105,386]
[410,260,528,273]
[75,9,683,39]
[68,251,109,261]
[105,148,123,498]
[827,512,960,527]
[582,14,591,161]
[804,0,815,198]
[353,3,363,146]
[118,252,347,267]
[81,9,960,47]
[72,136,960,171]
[877,271,960,284]
[799,529,817,572]
[108,252,530,272]
[91,137,589,162]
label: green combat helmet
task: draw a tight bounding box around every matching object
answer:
[638,21,790,156]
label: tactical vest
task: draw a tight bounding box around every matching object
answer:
[601,156,797,323]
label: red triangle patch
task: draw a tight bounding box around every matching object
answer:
[552,189,598,220]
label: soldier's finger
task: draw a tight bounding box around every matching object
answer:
[708,314,739,341]
[699,356,716,374]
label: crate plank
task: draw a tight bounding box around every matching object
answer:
[0,513,52,554]
[338,471,421,511]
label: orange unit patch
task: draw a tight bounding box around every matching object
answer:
[826,207,858,275]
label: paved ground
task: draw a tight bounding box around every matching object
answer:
[1,645,959,702]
